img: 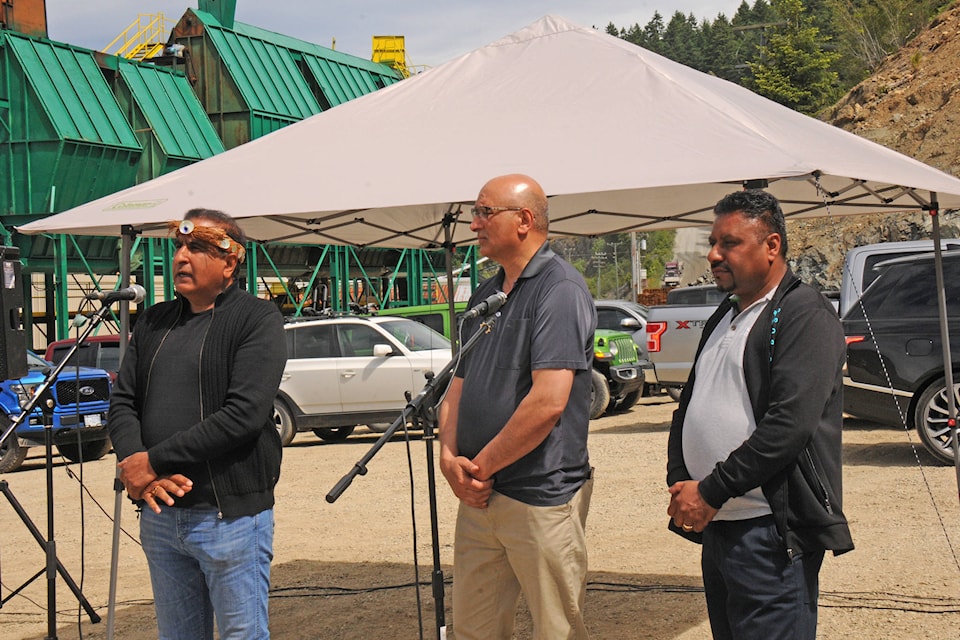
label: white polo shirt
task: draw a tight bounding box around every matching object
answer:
[682,290,774,521]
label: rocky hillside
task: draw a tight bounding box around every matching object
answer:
[787,0,960,290]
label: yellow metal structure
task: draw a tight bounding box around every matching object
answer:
[103,13,169,61]
[372,35,408,77]
[372,35,428,77]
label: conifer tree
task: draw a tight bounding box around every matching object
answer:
[747,0,840,113]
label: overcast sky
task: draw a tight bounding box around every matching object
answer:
[44,1,742,67]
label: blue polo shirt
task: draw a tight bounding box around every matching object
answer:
[455,242,596,506]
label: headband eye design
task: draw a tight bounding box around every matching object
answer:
[167,219,246,263]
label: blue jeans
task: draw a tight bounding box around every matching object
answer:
[139,506,274,640]
[701,515,823,640]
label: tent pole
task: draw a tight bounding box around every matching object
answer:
[926,196,960,499]
[443,213,459,353]
[106,226,137,639]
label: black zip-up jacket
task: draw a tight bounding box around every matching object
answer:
[667,270,854,557]
[108,283,286,517]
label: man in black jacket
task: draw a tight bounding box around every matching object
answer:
[109,208,286,640]
[667,190,853,640]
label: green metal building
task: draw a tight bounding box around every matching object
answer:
[0,1,476,347]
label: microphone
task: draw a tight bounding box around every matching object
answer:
[70,313,90,329]
[461,291,508,320]
[85,284,146,304]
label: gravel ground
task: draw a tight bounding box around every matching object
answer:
[2,396,960,639]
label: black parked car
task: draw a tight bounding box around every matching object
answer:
[843,250,960,464]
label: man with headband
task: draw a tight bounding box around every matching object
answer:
[109,208,286,639]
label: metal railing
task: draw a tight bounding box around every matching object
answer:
[102,13,169,60]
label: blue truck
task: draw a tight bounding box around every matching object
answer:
[0,350,113,473]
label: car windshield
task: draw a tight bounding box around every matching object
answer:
[27,350,52,370]
[617,301,648,317]
[848,256,960,321]
[377,318,451,352]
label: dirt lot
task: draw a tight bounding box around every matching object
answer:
[2,396,960,639]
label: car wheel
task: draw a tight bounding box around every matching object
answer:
[312,426,356,442]
[617,389,642,412]
[367,423,391,433]
[589,369,611,420]
[273,399,297,446]
[57,437,112,464]
[0,419,27,473]
[666,386,682,402]
[914,378,958,465]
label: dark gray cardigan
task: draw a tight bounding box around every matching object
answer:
[109,283,286,517]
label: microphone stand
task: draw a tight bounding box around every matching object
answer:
[327,313,499,640]
[0,303,117,637]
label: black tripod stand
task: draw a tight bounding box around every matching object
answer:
[0,301,120,638]
[327,312,498,640]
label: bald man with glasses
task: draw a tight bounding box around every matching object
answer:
[439,174,597,639]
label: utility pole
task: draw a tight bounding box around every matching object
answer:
[640,235,647,289]
[592,251,607,298]
[612,242,620,296]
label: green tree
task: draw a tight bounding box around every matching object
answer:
[700,15,744,82]
[619,22,645,48]
[747,0,840,113]
[551,230,676,299]
[604,0,947,125]
[826,0,944,80]
[728,0,776,82]
[619,11,667,54]
[662,12,704,69]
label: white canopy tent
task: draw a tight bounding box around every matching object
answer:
[17,15,960,244]
[19,17,960,637]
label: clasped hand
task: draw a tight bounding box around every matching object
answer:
[440,455,493,509]
[118,451,193,514]
[667,480,718,533]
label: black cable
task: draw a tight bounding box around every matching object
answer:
[818,179,960,574]
[61,462,140,545]
[400,419,426,640]
[266,578,960,615]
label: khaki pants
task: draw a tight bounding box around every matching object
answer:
[452,477,593,640]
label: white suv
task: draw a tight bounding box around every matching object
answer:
[274,315,452,444]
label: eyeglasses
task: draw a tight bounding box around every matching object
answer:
[470,205,523,221]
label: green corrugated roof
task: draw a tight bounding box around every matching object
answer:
[204,25,320,119]
[193,9,400,114]
[303,55,386,107]
[117,58,224,160]
[4,33,139,148]
[226,17,402,79]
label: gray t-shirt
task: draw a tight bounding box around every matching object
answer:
[455,243,596,506]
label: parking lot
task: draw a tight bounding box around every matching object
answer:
[2,396,960,639]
